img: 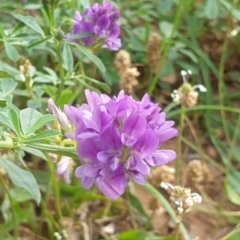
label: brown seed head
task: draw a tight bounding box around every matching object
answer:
[186,160,211,187]
[114,50,131,74]
[147,33,161,73]
[148,165,175,189]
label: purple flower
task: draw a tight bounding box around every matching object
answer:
[64,90,178,199]
[66,0,121,51]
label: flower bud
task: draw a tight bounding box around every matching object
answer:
[47,98,72,132]
[60,17,73,34]
[52,29,63,41]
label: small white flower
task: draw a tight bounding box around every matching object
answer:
[230,29,238,37]
[191,193,203,203]
[160,181,174,190]
[177,207,184,214]
[54,232,62,240]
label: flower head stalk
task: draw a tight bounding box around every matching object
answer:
[62,90,177,199]
[66,0,121,51]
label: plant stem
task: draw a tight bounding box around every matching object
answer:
[218,20,231,145]
[46,160,63,225]
[226,114,240,172]
[0,175,17,240]
[56,42,65,100]
[176,105,185,184]
[175,222,180,240]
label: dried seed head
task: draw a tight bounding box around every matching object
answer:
[148,165,175,189]
[161,182,202,222]
[147,33,161,73]
[148,196,161,211]
[186,160,211,187]
[114,50,139,94]
[119,67,139,94]
[114,50,131,74]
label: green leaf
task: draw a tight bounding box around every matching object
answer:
[24,3,42,10]
[79,75,111,93]
[24,130,59,143]
[4,42,18,62]
[26,143,78,159]
[10,22,25,36]
[0,99,7,108]
[159,21,173,38]
[10,187,33,202]
[219,0,240,21]
[14,14,44,35]
[8,108,21,137]
[221,226,240,240]
[19,108,42,135]
[22,146,47,161]
[0,158,41,204]
[62,42,74,72]
[157,0,174,14]
[129,193,152,229]
[0,113,15,130]
[0,61,20,76]
[56,89,73,107]
[27,99,42,109]
[65,32,93,40]
[118,230,170,240]
[225,180,240,205]
[73,43,106,74]
[27,36,52,49]
[25,114,56,136]
[204,0,218,19]
[1,78,18,97]
[0,23,5,38]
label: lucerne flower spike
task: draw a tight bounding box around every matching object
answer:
[63,90,178,199]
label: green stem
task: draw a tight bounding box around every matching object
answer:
[147,0,185,95]
[56,42,65,100]
[218,13,231,145]
[176,105,185,184]
[175,222,180,240]
[0,175,17,240]
[46,160,63,225]
[226,114,240,173]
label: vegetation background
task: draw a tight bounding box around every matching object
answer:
[0,0,240,239]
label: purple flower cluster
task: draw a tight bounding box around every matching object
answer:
[68,0,121,51]
[64,90,177,199]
